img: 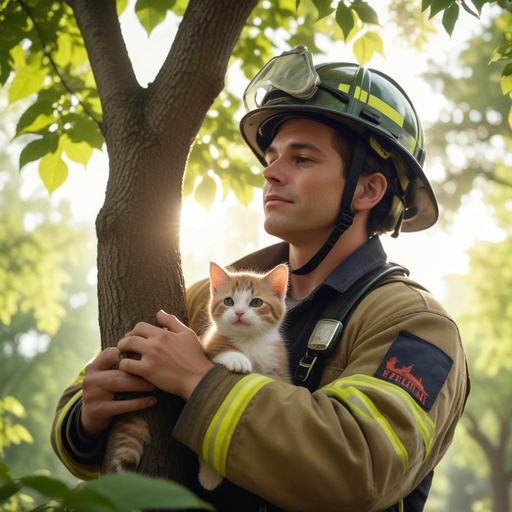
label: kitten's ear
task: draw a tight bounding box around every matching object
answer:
[209,262,230,291]
[264,264,289,300]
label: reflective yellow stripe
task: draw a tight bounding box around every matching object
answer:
[322,385,409,473]
[333,374,435,459]
[338,83,350,93]
[368,94,404,127]
[399,499,404,511]
[355,86,368,103]
[202,374,274,475]
[54,389,100,480]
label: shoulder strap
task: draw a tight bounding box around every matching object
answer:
[295,263,409,390]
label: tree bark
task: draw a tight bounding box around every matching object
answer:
[466,413,511,512]
[68,0,259,484]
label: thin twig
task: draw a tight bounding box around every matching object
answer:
[17,0,101,125]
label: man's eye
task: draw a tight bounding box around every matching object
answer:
[224,298,234,306]
[297,156,313,164]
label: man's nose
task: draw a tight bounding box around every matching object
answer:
[262,159,288,185]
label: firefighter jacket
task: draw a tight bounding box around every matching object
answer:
[51,236,470,512]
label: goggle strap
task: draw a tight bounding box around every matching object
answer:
[291,135,368,276]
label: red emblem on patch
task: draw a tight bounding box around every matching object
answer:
[382,356,429,405]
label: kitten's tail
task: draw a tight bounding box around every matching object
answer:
[105,416,151,473]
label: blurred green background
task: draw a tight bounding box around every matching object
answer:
[1,0,512,510]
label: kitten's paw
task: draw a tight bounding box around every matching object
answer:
[214,351,252,374]
[198,460,223,490]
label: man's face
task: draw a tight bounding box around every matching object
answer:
[262,118,346,245]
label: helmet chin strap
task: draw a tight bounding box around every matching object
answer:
[291,133,369,276]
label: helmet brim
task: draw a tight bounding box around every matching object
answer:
[240,105,439,233]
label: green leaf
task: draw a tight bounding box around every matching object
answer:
[19,136,59,171]
[502,62,512,94]
[9,45,25,69]
[53,33,74,69]
[68,117,104,150]
[194,174,217,211]
[508,105,512,130]
[62,135,94,168]
[421,0,433,12]
[84,473,214,512]
[442,2,459,36]
[18,476,70,500]
[117,0,129,15]
[353,31,384,65]
[312,0,335,21]
[0,462,11,482]
[335,1,355,41]
[2,397,26,418]
[232,178,253,206]
[428,0,454,19]
[39,151,69,196]
[63,486,117,512]
[182,169,196,198]
[135,0,176,36]
[13,424,33,444]
[15,99,57,138]
[0,481,21,503]
[351,0,380,25]
[471,0,488,13]
[8,67,47,104]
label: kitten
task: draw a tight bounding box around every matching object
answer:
[197,261,291,491]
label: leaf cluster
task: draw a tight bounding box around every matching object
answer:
[0,462,213,512]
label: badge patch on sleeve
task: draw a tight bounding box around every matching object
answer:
[374,330,454,411]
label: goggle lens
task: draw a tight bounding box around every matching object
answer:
[243,47,320,111]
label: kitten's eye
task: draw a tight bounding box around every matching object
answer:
[250,298,263,307]
[224,297,234,306]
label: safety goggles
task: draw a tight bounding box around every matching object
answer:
[243,46,320,111]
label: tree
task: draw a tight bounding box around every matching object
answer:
[1,0,510,487]
[422,10,512,220]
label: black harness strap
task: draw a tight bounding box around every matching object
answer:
[295,262,409,391]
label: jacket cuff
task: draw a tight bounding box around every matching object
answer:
[173,364,245,453]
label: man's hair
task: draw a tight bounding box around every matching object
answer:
[331,128,397,237]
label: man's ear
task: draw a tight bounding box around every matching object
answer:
[352,173,387,212]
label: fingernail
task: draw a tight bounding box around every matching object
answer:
[148,398,157,406]
[159,309,169,315]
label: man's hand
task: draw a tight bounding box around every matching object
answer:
[81,347,157,438]
[117,311,214,400]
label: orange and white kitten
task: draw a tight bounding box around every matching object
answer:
[198,261,291,491]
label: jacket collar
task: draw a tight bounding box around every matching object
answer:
[230,236,387,296]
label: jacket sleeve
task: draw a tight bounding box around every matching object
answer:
[173,282,469,512]
[50,279,212,480]
[50,349,104,480]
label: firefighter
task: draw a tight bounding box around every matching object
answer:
[52,47,469,512]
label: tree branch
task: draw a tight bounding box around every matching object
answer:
[465,412,496,459]
[498,414,511,452]
[17,0,100,124]
[67,0,141,125]
[149,0,259,145]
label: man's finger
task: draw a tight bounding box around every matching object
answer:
[103,371,155,392]
[118,357,143,376]
[105,396,157,416]
[127,321,160,339]
[91,347,120,371]
[117,336,147,355]
[156,311,189,333]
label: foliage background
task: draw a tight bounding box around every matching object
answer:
[1,0,512,510]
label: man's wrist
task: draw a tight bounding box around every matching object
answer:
[181,361,215,401]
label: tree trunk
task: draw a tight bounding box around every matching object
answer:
[466,413,511,512]
[69,0,259,484]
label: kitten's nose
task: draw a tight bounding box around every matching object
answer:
[235,310,245,317]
